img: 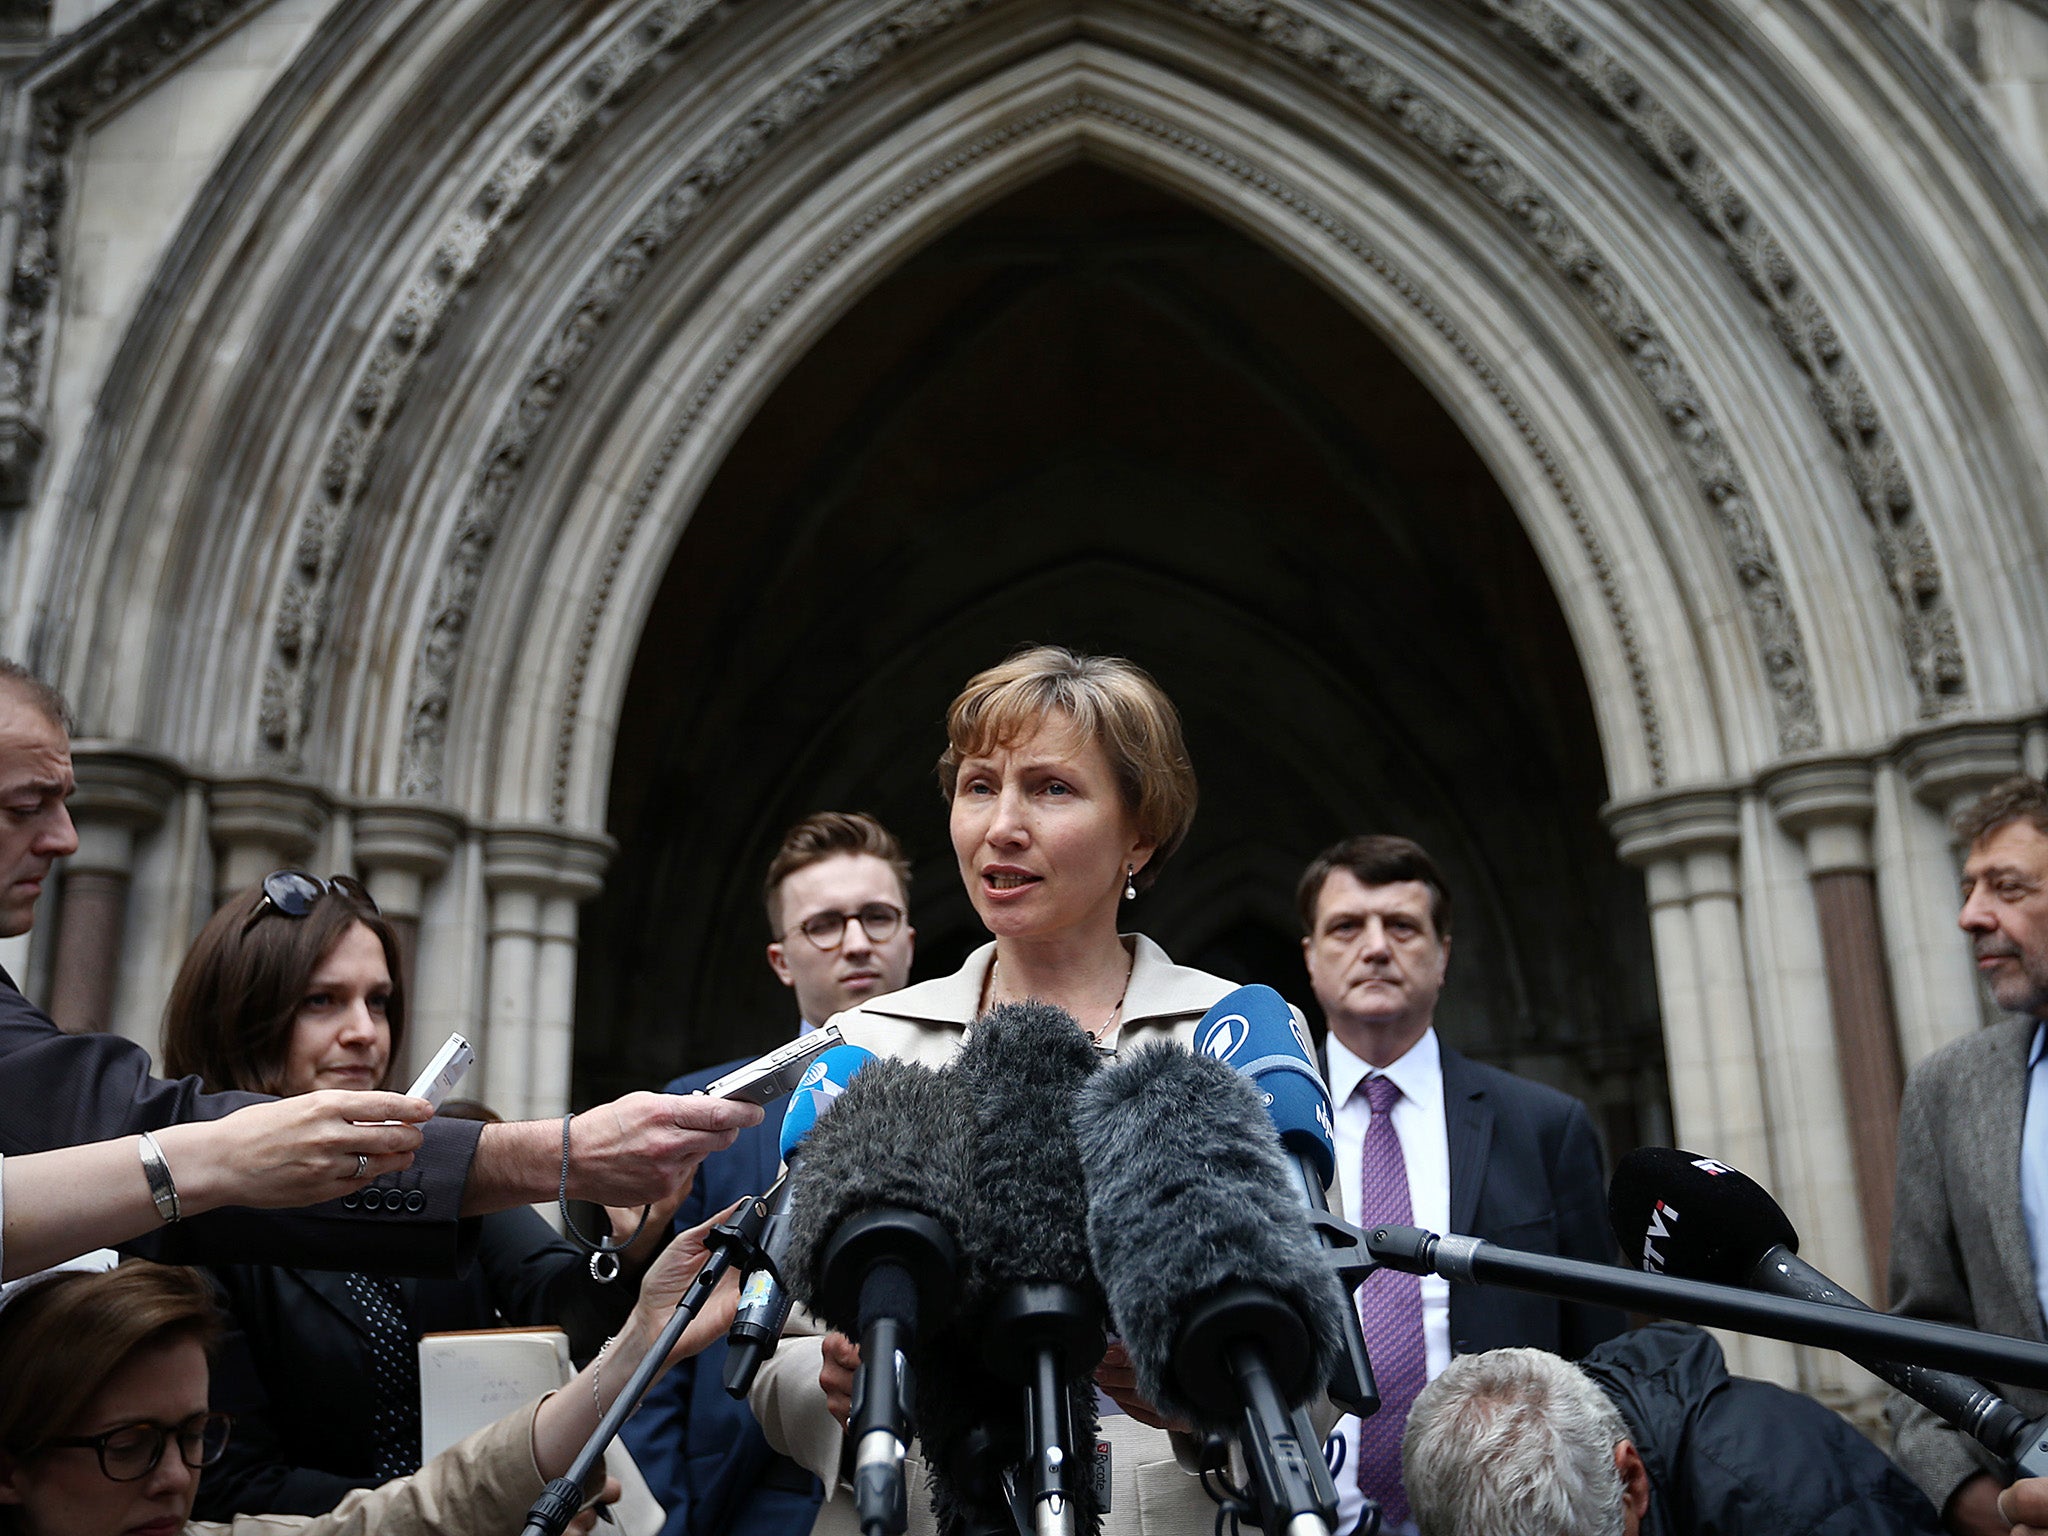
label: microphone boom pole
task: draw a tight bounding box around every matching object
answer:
[520,1197,770,1536]
[1365,1224,2048,1391]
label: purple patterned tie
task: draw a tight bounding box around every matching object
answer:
[1355,1075,1425,1528]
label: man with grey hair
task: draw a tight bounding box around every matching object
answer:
[1401,1324,1938,1536]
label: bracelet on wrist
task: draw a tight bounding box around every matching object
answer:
[138,1131,182,1224]
[556,1111,650,1283]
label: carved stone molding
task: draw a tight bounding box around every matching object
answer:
[258,0,741,767]
[1605,786,1742,869]
[1179,0,1820,754]
[393,0,997,796]
[1761,754,1877,876]
[0,0,262,508]
[65,743,179,850]
[1896,718,2025,822]
[524,91,1668,819]
[1466,0,1968,719]
[482,823,613,904]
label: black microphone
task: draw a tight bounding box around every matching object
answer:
[950,1001,1105,1536]
[1077,1041,1350,1536]
[1609,1147,2048,1479]
[786,1057,973,1536]
[723,1043,878,1398]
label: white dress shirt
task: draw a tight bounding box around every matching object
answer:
[2021,1022,2048,1331]
[1323,1027,1452,1536]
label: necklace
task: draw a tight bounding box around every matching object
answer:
[985,951,1134,1043]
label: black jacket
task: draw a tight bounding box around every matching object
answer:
[195,1203,636,1520]
[1584,1323,1940,1536]
[1438,1044,1625,1358]
[0,968,481,1273]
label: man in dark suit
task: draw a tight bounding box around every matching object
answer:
[624,811,916,1536]
[1299,833,1622,1536]
[0,658,756,1274]
[1889,775,2048,1536]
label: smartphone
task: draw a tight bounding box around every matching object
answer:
[405,1032,475,1111]
[700,1024,845,1104]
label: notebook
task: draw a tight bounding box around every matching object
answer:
[419,1326,665,1533]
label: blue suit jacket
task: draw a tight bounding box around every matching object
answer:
[622,1056,822,1536]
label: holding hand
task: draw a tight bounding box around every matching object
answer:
[566,1092,762,1207]
[1999,1475,2043,1534]
[820,1331,861,1429]
[154,1089,430,1211]
[1095,1339,1192,1434]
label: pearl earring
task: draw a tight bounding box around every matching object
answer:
[1124,865,1137,901]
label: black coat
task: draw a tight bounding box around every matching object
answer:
[195,1203,637,1520]
[1437,1044,1626,1358]
[0,969,481,1273]
[1585,1323,1941,1536]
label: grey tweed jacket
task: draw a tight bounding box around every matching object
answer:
[1886,1016,2048,1512]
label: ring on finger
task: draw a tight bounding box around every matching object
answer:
[354,1153,369,1180]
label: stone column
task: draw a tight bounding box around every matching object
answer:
[207,778,328,903]
[353,802,463,1011]
[1762,756,1903,1300]
[483,826,614,1122]
[1608,787,1797,1382]
[45,748,178,1033]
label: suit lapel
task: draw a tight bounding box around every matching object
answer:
[1972,1021,2038,1329]
[293,1267,380,1344]
[1440,1046,1494,1237]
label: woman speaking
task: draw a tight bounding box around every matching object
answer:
[749,645,1330,1536]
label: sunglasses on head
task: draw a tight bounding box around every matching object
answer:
[243,870,379,932]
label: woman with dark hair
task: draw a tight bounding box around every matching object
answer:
[0,1221,737,1536]
[160,873,673,1522]
[749,646,1335,1536]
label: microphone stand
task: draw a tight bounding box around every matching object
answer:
[518,1196,772,1536]
[1363,1224,2048,1390]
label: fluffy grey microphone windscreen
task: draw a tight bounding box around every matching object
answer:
[955,999,1102,1297]
[782,1054,976,1334]
[1074,1040,1350,1432]
[923,1001,1104,1536]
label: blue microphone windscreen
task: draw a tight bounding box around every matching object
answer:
[779,1043,877,1160]
[1194,984,1336,1188]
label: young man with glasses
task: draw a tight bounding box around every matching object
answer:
[624,811,914,1536]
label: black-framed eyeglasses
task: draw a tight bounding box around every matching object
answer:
[786,903,905,951]
[41,1412,231,1482]
[244,869,378,932]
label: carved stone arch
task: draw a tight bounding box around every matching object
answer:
[419,32,1842,837]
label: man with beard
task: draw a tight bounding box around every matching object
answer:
[1890,775,2048,1534]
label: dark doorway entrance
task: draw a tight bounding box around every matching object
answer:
[576,160,1667,1155]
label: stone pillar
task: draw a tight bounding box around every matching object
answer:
[1608,787,1797,1383]
[1763,756,1903,1300]
[353,802,463,1011]
[207,778,328,903]
[45,748,178,1034]
[483,826,614,1122]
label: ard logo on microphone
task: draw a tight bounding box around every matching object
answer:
[1198,1013,1251,1062]
[798,1059,830,1091]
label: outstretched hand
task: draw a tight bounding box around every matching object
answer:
[154,1090,430,1212]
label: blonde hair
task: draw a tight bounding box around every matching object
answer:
[937,646,1197,890]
